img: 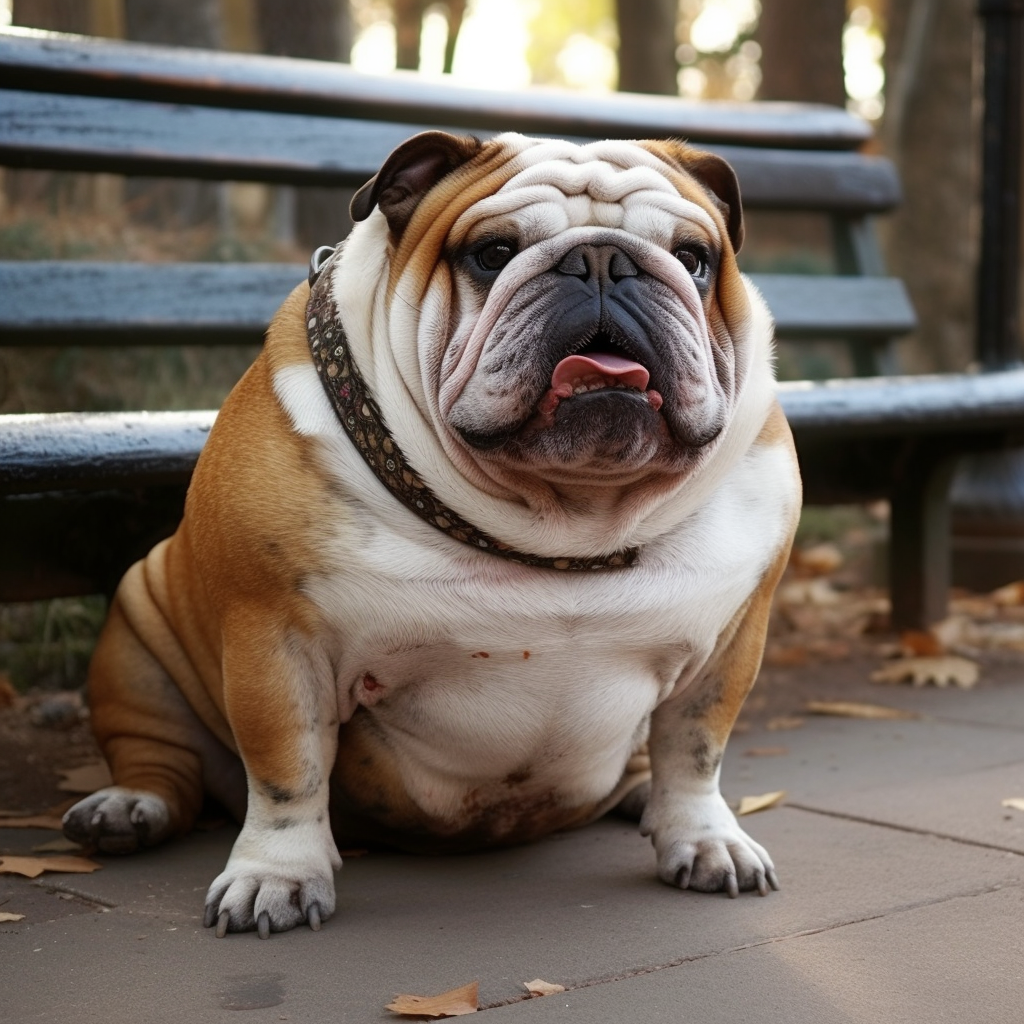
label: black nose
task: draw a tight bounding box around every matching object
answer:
[556,245,638,283]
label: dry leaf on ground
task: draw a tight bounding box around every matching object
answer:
[0,814,65,831]
[0,855,102,879]
[778,578,841,607]
[870,656,980,689]
[1001,798,1024,812]
[32,837,82,853]
[991,581,1024,606]
[523,980,565,997]
[0,673,17,709]
[792,542,843,577]
[743,746,789,757]
[806,700,918,720]
[899,629,945,657]
[0,911,26,922]
[386,981,478,1018]
[57,762,112,794]
[737,791,786,815]
[764,644,810,668]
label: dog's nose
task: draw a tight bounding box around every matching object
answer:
[556,245,638,283]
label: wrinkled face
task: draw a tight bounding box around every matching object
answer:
[353,133,753,481]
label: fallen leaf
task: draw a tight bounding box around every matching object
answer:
[870,656,980,689]
[899,629,945,657]
[1001,798,1024,812]
[0,814,65,831]
[743,746,789,758]
[792,542,843,577]
[991,581,1024,606]
[57,761,112,794]
[523,979,565,997]
[766,715,805,731]
[764,644,809,668]
[806,700,918,720]
[0,855,102,879]
[0,912,25,923]
[386,981,478,1018]
[737,791,786,815]
[0,673,17,709]
[32,837,83,853]
[778,578,841,607]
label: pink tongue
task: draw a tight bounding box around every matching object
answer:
[550,353,650,391]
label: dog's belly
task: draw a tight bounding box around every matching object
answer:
[312,541,750,846]
[343,639,668,827]
[299,431,798,847]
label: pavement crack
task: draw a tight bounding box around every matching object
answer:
[34,882,117,909]
[785,802,1024,857]
[477,880,1023,1012]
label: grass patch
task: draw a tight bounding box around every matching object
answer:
[0,597,107,692]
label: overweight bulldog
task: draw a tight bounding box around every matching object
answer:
[64,131,801,938]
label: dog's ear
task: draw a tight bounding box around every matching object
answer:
[350,131,484,235]
[649,143,744,254]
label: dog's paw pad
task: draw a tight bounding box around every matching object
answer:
[62,787,171,854]
[203,862,336,938]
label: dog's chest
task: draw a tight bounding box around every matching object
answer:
[302,450,790,823]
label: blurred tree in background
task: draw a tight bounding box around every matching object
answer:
[756,0,846,106]
[881,0,976,374]
[0,0,995,396]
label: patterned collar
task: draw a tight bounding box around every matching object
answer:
[305,248,639,572]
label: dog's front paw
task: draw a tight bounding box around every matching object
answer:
[641,792,779,898]
[63,787,172,854]
[203,825,341,938]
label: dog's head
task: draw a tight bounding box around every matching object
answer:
[330,132,774,547]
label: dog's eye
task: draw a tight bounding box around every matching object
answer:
[673,246,708,279]
[476,241,516,273]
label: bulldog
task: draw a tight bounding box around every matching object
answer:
[63,131,801,938]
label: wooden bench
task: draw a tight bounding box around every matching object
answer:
[2,26,1022,629]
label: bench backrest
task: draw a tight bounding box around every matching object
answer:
[0,28,917,601]
[0,29,913,359]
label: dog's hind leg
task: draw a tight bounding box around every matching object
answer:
[63,554,244,853]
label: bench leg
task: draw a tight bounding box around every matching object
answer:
[888,445,959,630]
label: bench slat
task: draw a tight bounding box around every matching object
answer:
[4,372,1024,495]
[0,88,902,213]
[0,263,914,345]
[0,28,871,151]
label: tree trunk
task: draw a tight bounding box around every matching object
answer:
[393,0,425,71]
[882,0,977,372]
[122,0,222,228]
[254,0,354,250]
[10,0,90,32]
[255,0,352,61]
[756,0,846,105]
[616,0,678,95]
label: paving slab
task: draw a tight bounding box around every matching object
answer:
[484,883,1024,1023]
[2,806,1022,1022]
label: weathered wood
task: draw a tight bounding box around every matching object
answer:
[5,373,1024,499]
[0,88,902,212]
[0,27,871,150]
[0,263,915,346]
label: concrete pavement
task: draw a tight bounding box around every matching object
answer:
[2,660,1022,1023]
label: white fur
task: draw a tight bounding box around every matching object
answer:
[274,353,796,824]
